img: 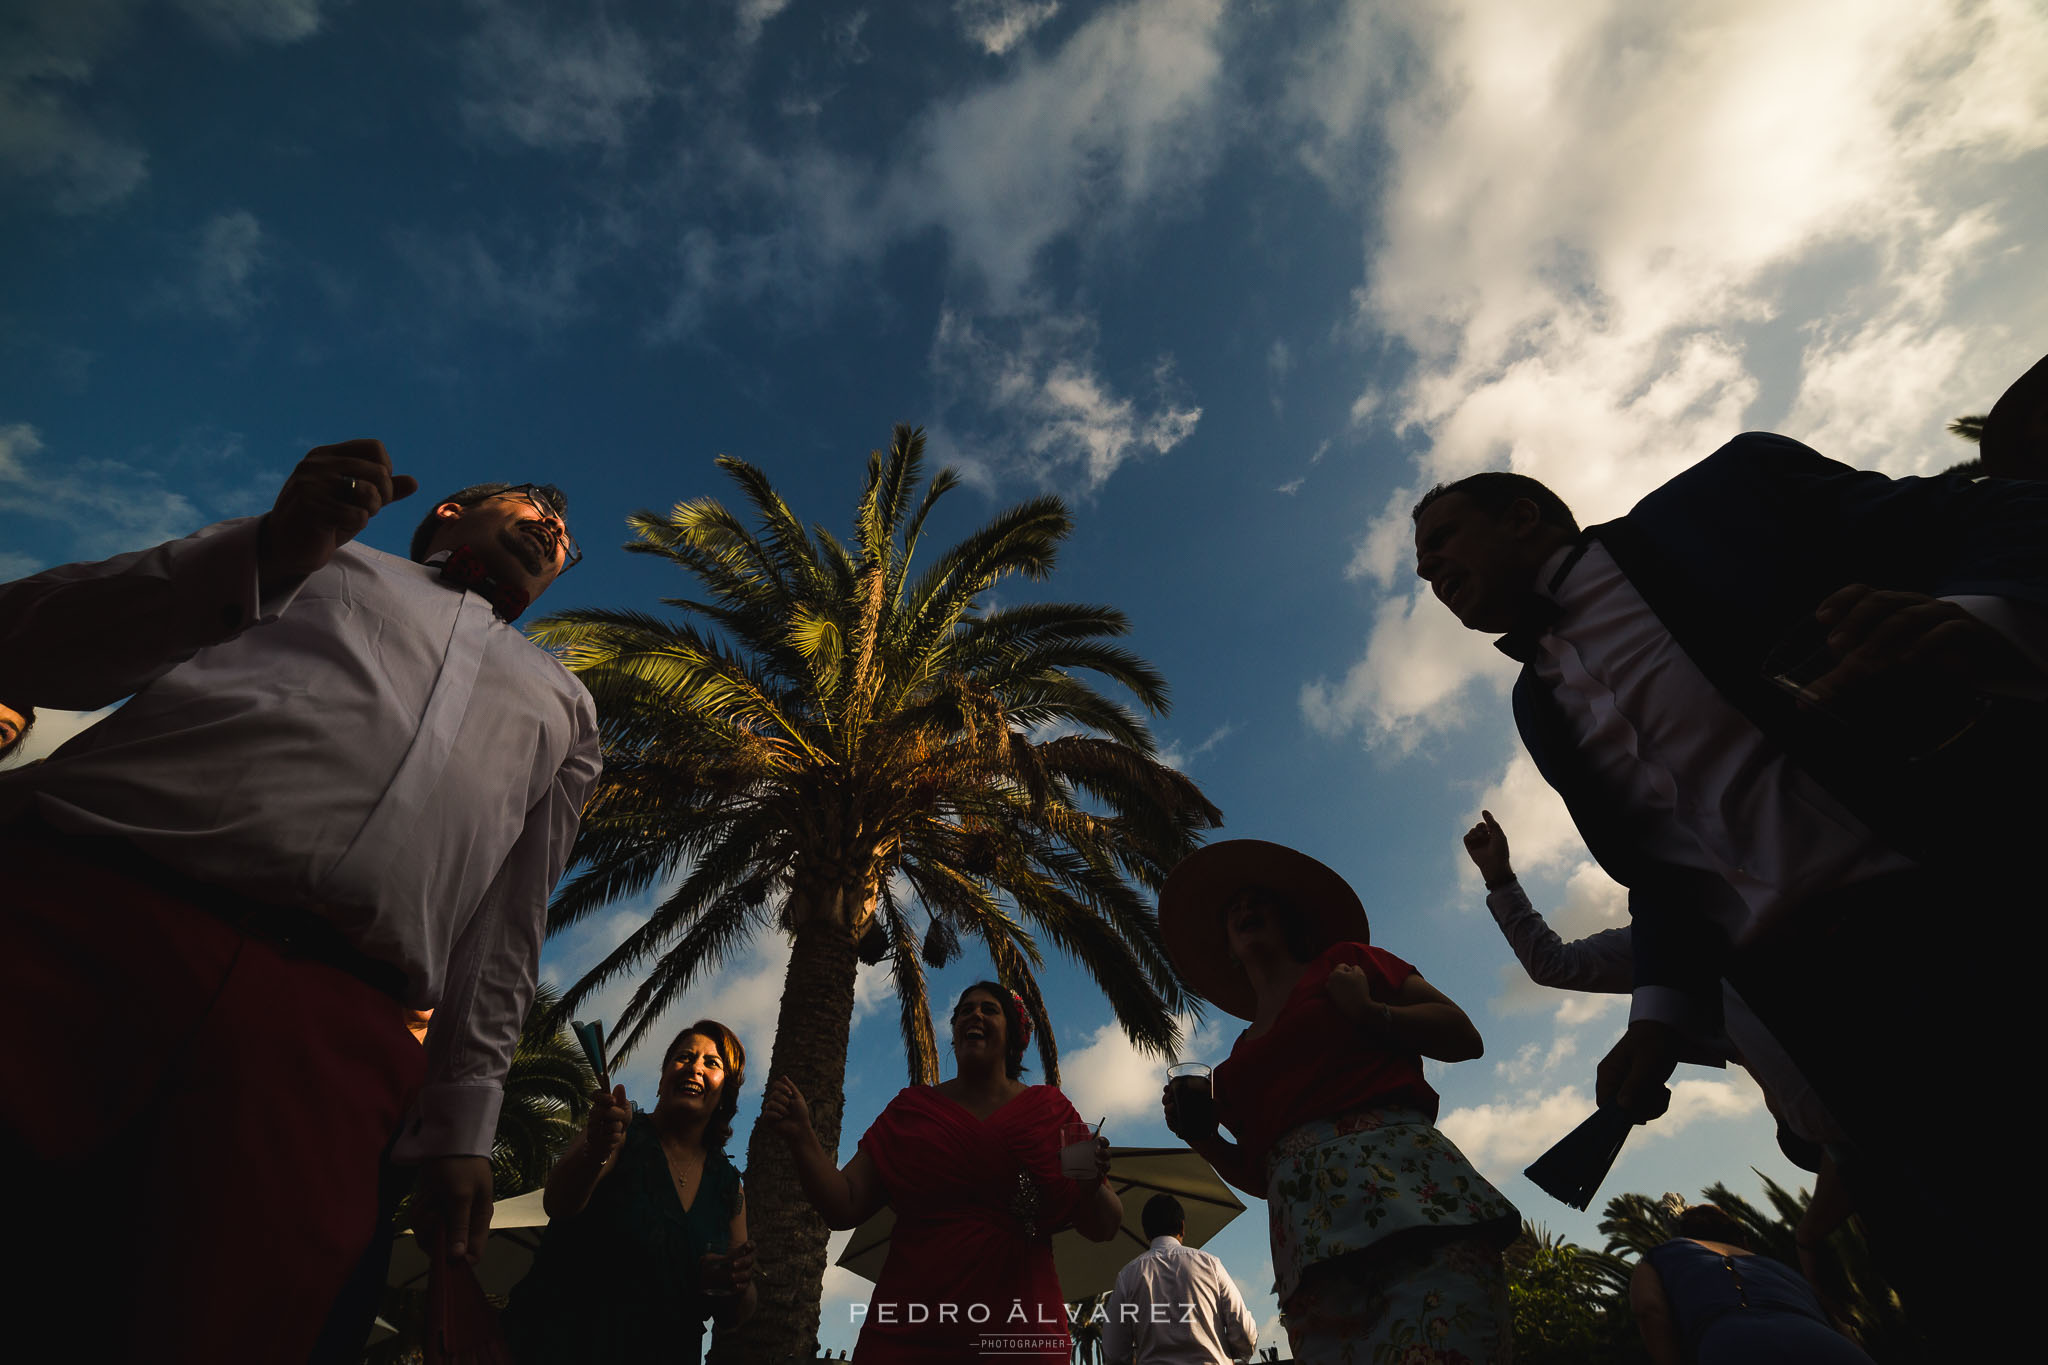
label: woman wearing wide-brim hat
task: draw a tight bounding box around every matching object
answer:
[1157,839,1519,1364]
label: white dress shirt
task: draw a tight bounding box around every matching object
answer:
[1529,540,1914,1031]
[1100,1235,1257,1365]
[1485,878,1843,1144]
[0,518,602,1158]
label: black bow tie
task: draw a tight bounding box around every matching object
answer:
[437,545,529,621]
[1492,538,1591,664]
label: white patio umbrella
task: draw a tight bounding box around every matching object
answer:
[386,1187,553,1297]
[834,1146,1246,1302]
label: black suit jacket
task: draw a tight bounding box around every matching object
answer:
[1510,432,2048,1016]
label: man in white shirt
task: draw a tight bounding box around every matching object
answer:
[1411,436,2046,1340]
[1100,1195,1257,1365]
[0,439,601,1362]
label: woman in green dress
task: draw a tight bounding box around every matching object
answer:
[504,1020,757,1363]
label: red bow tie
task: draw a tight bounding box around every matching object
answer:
[437,545,530,621]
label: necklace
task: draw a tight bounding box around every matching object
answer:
[662,1135,704,1209]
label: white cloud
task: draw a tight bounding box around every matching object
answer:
[900,0,1228,305]
[734,0,792,47]
[390,229,597,337]
[0,422,209,558]
[1,0,334,213]
[0,423,39,481]
[1299,584,1513,749]
[1461,754,1590,886]
[173,0,328,44]
[1296,0,2048,747]
[821,1227,868,1316]
[459,1,656,151]
[1059,1011,1225,1130]
[0,2,150,213]
[1548,861,1627,940]
[1157,721,1235,772]
[189,210,266,320]
[1439,1076,1759,1168]
[631,1,1231,497]
[929,308,1202,491]
[1663,1076,1763,1128]
[1553,990,1625,1030]
[1275,478,1303,496]
[1437,1084,1593,1168]
[664,0,1230,322]
[954,0,1061,57]
[827,9,872,66]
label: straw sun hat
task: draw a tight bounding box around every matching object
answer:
[1157,839,1370,1020]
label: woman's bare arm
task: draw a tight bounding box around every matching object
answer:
[1327,967,1485,1061]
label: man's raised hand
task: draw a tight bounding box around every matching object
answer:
[259,439,419,583]
[1463,809,1514,886]
[1595,1021,1678,1123]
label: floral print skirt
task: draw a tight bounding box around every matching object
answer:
[1266,1108,1518,1364]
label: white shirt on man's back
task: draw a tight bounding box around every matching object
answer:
[1099,1235,1256,1364]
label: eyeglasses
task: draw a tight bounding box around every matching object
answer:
[497,484,582,571]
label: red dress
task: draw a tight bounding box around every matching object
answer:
[854,1084,1084,1362]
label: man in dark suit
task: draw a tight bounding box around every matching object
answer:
[1412,432,2046,1329]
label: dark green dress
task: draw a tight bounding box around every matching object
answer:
[504,1115,742,1364]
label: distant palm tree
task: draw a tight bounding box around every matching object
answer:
[1600,1179,1919,1361]
[492,981,597,1197]
[1943,412,1988,477]
[528,425,1222,1362]
[1596,1189,1683,1261]
[1069,1292,1108,1363]
[1504,1221,1633,1363]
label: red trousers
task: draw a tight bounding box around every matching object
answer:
[0,826,425,1364]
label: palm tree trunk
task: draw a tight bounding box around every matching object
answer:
[709,913,861,1364]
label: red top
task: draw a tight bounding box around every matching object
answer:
[1212,942,1439,1173]
[854,1084,1083,1362]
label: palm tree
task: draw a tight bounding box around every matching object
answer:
[1503,1221,1634,1364]
[528,425,1223,1361]
[493,981,598,1197]
[1068,1292,1108,1363]
[1943,412,1988,477]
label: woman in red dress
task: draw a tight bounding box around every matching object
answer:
[762,982,1124,1362]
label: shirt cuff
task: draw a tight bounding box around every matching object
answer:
[186,517,305,636]
[1945,595,2048,699]
[1629,985,1695,1029]
[392,1082,505,1162]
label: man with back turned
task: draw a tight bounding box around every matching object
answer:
[1101,1194,1257,1364]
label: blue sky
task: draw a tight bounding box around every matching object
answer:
[5,0,2044,1353]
